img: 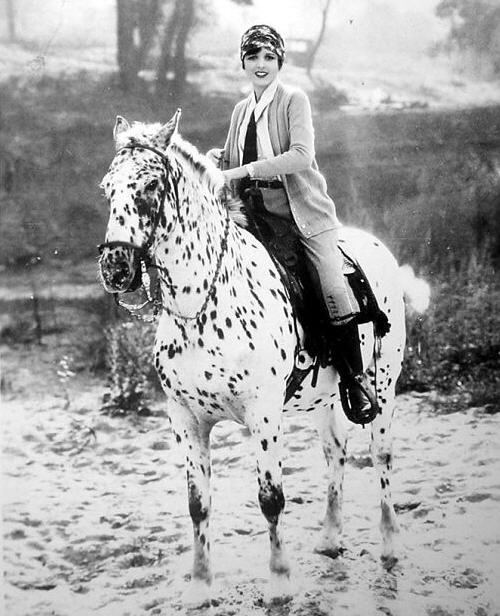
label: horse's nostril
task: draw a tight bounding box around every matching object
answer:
[112,263,129,283]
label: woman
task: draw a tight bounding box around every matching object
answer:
[207,24,377,425]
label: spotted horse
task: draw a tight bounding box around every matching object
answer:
[98,110,424,600]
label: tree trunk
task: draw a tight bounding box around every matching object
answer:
[306,0,332,78]
[137,0,161,70]
[116,0,139,91]
[156,0,182,90]
[171,0,195,99]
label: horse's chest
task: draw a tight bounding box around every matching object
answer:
[154,299,295,417]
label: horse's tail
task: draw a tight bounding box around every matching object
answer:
[399,264,431,313]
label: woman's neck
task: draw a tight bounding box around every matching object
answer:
[253,78,278,102]
[253,87,265,102]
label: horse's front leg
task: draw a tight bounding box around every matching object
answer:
[248,407,290,583]
[169,410,213,592]
[314,398,348,558]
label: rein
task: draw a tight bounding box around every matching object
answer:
[99,142,230,323]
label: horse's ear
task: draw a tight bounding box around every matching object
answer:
[157,108,182,147]
[113,116,131,141]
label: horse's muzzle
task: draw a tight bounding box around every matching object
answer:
[99,247,141,294]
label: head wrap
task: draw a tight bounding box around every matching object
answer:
[240,24,285,68]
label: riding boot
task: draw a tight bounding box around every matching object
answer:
[328,319,380,426]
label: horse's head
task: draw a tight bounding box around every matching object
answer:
[98,110,182,294]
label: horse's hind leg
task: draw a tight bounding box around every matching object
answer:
[369,374,399,567]
[314,397,348,558]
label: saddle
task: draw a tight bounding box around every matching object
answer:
[241,189,390,401]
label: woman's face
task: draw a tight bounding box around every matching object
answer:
[243,48,280,92]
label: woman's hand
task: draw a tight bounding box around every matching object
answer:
[206,148,223,168]
[222,166,250,186]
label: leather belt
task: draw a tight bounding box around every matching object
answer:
[248,179,284,190]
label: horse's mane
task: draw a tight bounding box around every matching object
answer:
[116,121,224,193]
[116,121,248,227]
[170,134,224,194]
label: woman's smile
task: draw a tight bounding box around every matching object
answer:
[243,48,280,95]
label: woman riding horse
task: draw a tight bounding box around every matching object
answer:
[207,24,376,425]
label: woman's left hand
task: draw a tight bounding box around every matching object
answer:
[221,170,233,186]
[222,166,250,185]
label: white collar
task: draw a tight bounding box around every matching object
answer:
[247,78,280,121]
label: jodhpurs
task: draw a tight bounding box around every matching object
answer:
[300,228,358,325]
[256,186,357,325]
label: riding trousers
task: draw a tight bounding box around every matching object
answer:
[259,186,357,325]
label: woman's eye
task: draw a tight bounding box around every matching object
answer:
[146,179,158,191]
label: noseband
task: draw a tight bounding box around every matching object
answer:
[98,143,179,260]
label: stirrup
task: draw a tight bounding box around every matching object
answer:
[339,373,380,426]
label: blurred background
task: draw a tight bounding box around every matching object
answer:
[0,0,499,408]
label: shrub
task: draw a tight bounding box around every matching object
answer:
[400,255,500,412]
[101,320,159,416]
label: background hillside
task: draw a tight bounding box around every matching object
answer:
[1,0,500,272]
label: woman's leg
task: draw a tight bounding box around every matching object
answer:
[300,228,379,425]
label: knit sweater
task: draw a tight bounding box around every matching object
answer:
[222,81,340,237]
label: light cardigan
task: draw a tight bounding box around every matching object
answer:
[237,78,279,166]
[222,80,340,238]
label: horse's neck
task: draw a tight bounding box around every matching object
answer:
[154,167,228,316]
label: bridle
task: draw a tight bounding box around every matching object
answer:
[98,142,230,322]
[98,143,178,261]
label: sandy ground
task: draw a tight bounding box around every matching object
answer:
[2,339,500,616]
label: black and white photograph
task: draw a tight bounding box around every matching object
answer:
[1,1,499,614]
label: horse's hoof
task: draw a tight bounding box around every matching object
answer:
[181,578,211,607]
[263,573,294,605]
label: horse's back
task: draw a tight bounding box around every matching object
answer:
[338,226,404,319]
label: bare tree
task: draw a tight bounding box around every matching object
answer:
[116,0,252,96]
[156,0,182,91]
[306,0,332,78]
[435,0,500,75]
[116,0,161,90]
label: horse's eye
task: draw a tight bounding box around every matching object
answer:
[146,179,158,191]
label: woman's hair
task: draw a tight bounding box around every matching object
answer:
[240,24,285,69]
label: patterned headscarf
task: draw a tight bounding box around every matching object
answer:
[240,24,285,68]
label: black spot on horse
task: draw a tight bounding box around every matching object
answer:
[259,484,285,522]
